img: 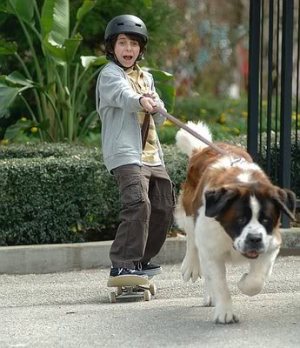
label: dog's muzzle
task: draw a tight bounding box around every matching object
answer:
[241,233,265,259]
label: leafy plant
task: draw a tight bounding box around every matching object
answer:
[0,0,106,142]
[0,0,176,143]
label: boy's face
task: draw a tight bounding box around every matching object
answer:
[114,34,140,68]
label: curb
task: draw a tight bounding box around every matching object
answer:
[0,228,299,275]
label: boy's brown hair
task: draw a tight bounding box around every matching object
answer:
[105,33,147,62]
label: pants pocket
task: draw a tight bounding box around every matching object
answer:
[115,172,145,206]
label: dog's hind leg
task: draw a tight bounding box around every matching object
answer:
[175,196,201,282]
[180,216,201,282]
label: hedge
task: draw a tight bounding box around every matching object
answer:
[0,143,187,246]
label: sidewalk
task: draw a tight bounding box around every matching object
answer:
[0,256,299,347]
[0,228,299,274]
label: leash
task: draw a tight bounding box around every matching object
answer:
[157,107,229,156]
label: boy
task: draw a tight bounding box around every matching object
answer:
[96,15,175,280]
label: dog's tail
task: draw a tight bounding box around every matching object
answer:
[175,121,212,158]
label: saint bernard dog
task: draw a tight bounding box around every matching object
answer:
[175,121,296,324]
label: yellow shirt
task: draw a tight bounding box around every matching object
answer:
[126,66,161,166]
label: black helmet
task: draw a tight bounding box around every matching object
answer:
[104,14,148,43]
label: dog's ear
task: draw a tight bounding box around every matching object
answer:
[205,187,238,218]
[273,188,297,221]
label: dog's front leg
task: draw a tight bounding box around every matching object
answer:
[180,216,201,282]
[238,247,280,296]
[201,256,239,324]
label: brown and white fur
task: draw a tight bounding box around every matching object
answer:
[175,121,296,324]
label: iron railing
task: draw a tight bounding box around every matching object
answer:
[248,0,299,227]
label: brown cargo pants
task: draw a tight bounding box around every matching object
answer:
[110,164,175,269]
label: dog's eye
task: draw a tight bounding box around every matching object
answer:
[237,216,247,225]
[261,217,270,226]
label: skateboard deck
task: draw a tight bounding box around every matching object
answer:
[107,275,157,303]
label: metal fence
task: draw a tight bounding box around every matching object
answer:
[247,0,299,226]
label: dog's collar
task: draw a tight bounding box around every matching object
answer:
[230,157,244,166]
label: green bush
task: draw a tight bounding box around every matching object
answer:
[174,95,248,140]
[156,95,248,145]
[0,142,97,159]
[163,145,188,195]
[255,135,300,200]
[0,143,187,246]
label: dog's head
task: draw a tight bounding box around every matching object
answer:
[204,184,296,258]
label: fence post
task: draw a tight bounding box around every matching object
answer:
[247,0,261,160]
[279,0,294,227]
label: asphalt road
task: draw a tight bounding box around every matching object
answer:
[0,256,299,348]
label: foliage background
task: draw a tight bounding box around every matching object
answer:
[0,0,250,144]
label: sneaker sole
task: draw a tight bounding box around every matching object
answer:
[142,267,162,277]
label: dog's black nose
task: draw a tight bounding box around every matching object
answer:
[246,233,263,245]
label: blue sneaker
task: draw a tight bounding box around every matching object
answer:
[136,262,162,277]
[109,267,148,278]
[107,267,149,287]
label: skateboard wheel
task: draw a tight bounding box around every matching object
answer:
[149,283,157,296]
[109,291,117,303]
[144,290,151,301]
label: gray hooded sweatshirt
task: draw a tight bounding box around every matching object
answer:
[96,62,166,172]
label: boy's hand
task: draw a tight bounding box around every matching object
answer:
[139,95,157,113]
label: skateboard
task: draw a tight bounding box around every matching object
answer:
[107,275,157,303]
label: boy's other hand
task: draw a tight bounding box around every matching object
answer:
[139,96,157,113]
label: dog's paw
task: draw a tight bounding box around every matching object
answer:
[181,254,201,282]
[238,273,264,296]
[214,308,239,324]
